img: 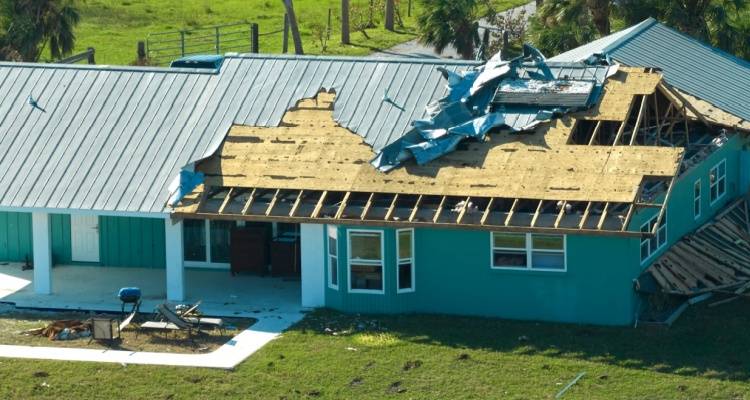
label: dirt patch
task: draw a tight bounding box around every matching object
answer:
[0,309,255,354]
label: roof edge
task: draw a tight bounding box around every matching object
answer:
[226,52,483,66]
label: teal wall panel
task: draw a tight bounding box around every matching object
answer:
[99,216,166,269]
[0,211,32,262]
[325,225,641,325]
[50,214,72,264]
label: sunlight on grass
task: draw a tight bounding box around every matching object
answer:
[352,332,401,347]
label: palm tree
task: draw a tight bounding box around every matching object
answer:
[416,0,479,59]
[0,0,80,61]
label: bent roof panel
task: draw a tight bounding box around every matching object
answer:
[551,18,750,122]
[0,55,477,214]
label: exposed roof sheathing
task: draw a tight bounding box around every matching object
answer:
[551,18,750,124]
[0,55,476,213]
[197,92,682,203]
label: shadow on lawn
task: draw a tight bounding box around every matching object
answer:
[298,299,750,382]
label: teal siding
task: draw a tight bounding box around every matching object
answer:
[629,134,747,266]
[99,216,166,269]
[0,211,32,262]
[325,225,640,325]
[50,214,72,264]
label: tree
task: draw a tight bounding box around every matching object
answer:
[281,0,304,54]
[385,0,395,30]
[416,0,480,59]
[0,0,80,61]
[341,0,350,44]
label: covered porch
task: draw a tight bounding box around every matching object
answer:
[0,263,303,319]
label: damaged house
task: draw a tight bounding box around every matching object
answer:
[0,18,748,325]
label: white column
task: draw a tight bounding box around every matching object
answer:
[32,212,52,295]
[300,223,325,308]
[165,218,185,302]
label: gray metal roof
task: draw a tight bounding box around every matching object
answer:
[551,18,750,122]
[0,55,477,214]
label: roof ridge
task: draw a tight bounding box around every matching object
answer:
[597,17,658,54]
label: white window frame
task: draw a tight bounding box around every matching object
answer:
[183,219,234,269]
[396,228,415,294]
[347,229,386,294]
[709,159,726,205]
[693,179,702,220]
[327,225,339,290]
[640,213,668,264]
[490,233,567,272]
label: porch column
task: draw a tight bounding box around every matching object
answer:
[165,218,185,302]
[32,212,52,295]
[300,223,325,308]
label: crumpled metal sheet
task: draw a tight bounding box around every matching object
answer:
[372,45,616,172]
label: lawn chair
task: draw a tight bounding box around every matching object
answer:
[138,306,195,339]
[157,304,225,335]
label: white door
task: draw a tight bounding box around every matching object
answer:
[71,215,100,263]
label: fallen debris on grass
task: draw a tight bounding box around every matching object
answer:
[22,320,91,341]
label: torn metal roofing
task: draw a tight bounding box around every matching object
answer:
[371,46,616,171]
[551,18,750,122]
[0,55,477,214]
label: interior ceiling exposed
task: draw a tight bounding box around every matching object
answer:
[171,67,694,236]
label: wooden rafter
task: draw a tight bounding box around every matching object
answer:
[361,193,374,220]
[456,197,471,224]
[433,196,446,224]
[289,190,304,217]
[218,187,235,214]
[408,195,423,222]
[596,202,609,230]
[384,194,399,221]
[265,189,281,216]
[334,191,351,220]
[241,188,257,215]
[505,198,518,226]
[579,202,592,229]
[588,121,602,146]
[554,201,566,228]
[530,200,543,227]
[311,190,328,218]
[481,198,495,225]
[629,95,648,145]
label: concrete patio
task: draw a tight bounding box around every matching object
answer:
[0,263,307,368]
[0,263,303,318]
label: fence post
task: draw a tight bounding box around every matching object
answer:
[327,8,332,40]
[282,14,290,53]
[408,0,411,17]
[215,26,221,54]
[180,31,186,57]
[86,47,96,65]
[251,23,259,53]
[137,41,146,64]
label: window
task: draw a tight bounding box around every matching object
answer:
[710,159,726,204]
[183,219,235,267]
[396,229,415,293]
[693,179,702,219]
[327,226,338,290]
[640,213,667,262]
[491,233,565,271]
[348,230,384,293]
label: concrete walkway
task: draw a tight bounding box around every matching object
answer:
[370,2,536,59]
[0,304,304,369]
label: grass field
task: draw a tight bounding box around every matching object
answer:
[69,0,529,66]
[0,298,749,399]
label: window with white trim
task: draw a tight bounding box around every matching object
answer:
[640,213,667,262]
[491,233,565,271]
[327,226,338,290]
[348,230,384,293]
[710,159,726,204]
[396,229,414,293]
[693,179,701,219]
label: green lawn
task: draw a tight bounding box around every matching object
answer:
[1,299,749,399]
[69,0,529,65]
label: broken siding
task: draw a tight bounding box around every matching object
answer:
[0,56,474,214]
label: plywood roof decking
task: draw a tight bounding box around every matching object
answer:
[198,89,683,204]
[577,67,662,121]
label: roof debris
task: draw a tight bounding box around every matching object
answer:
[372,45,618,171]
